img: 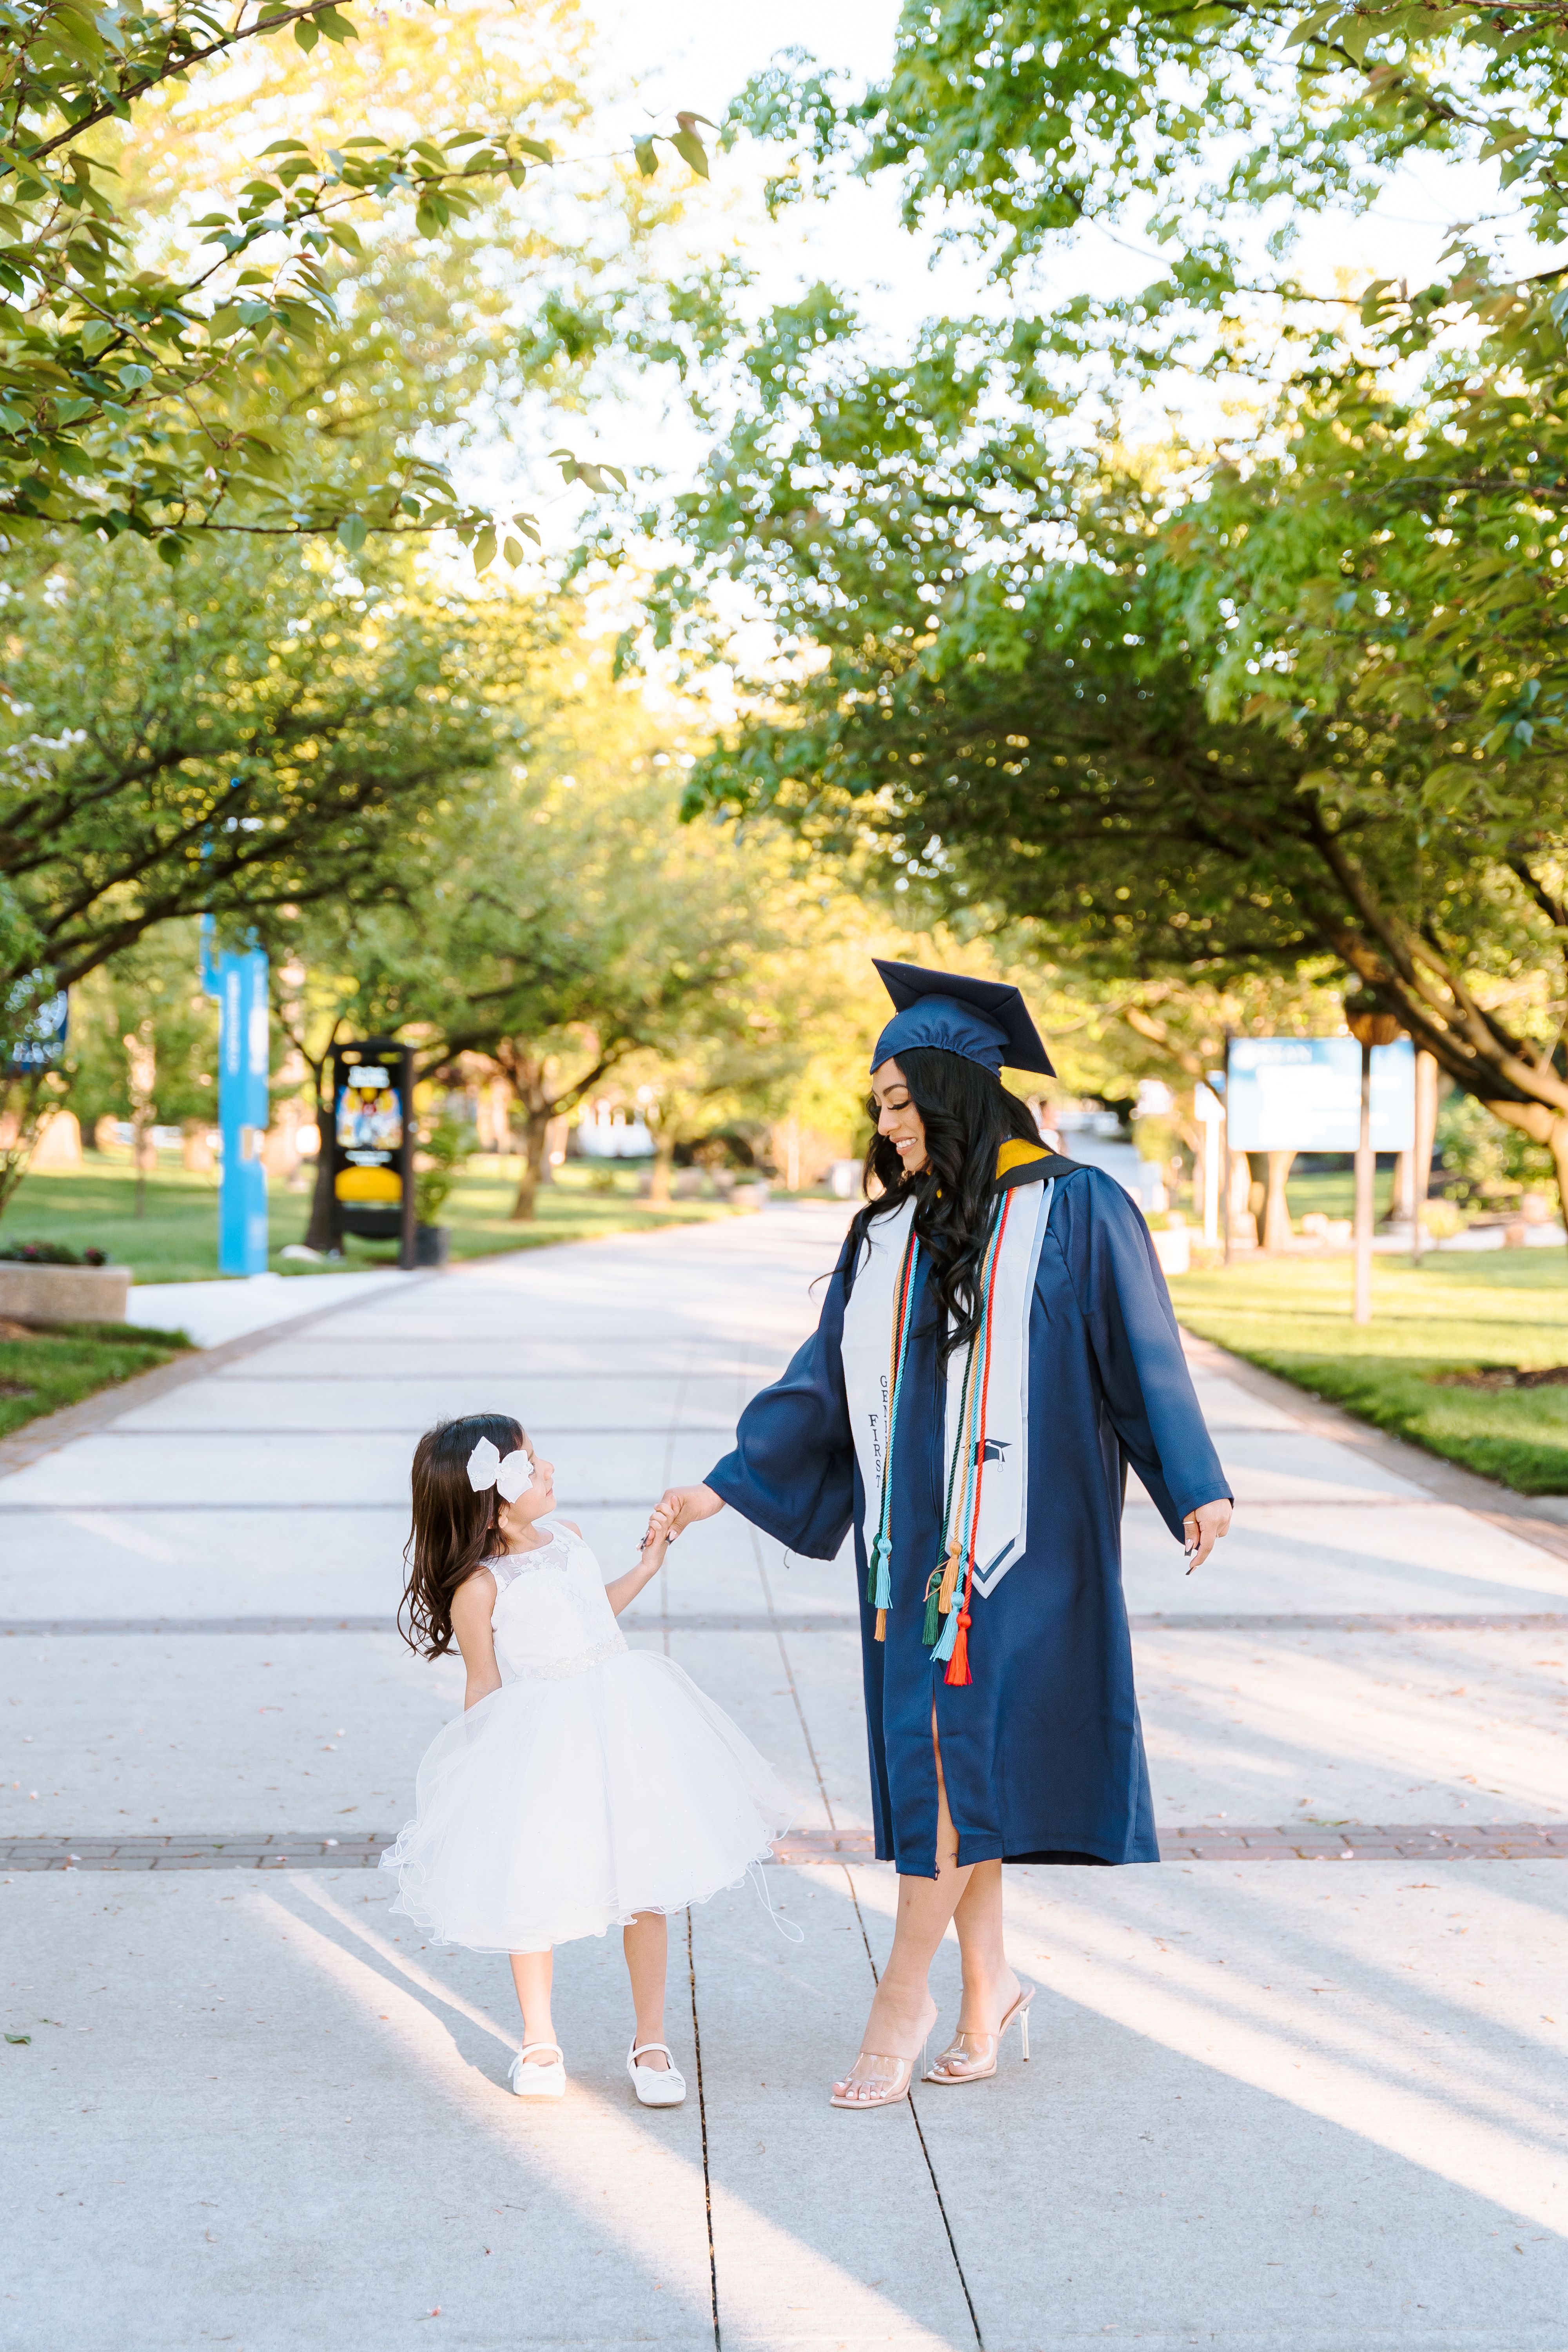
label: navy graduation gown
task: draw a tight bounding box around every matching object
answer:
[705,1158,1231,1875]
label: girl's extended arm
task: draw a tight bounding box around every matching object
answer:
[450,1569,503,1709]
[603,1528,670,1620]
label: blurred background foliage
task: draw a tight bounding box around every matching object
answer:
[9,0,1568,1281]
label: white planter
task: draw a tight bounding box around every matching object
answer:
[1150,1224,1191,1277]
[0,1261,131,1326]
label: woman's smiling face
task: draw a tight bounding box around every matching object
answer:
[871,1058,928,1174]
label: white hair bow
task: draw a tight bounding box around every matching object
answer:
[466,1435,535,1504]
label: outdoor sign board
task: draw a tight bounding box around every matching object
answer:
[330,1040,414,1263]
[3,977,68,1073]
[1226,1036,1415,1152]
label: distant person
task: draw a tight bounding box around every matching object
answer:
[385,1415,791,2105]
[650,960,1232,2109]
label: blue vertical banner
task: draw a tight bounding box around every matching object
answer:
[202,923,270,1276]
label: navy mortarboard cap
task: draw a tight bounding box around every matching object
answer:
[870,960,1055,1079]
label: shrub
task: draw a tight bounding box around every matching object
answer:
[413,1118,474,1227]
[0,1241,108,1267]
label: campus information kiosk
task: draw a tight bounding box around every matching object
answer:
[328,1040,416,1270]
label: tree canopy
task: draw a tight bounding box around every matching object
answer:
[0,531,522,1018]
[0,0,709,561]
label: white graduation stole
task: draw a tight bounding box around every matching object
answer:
[841,1179,1054,1604]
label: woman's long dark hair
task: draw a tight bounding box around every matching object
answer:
[846,1048,1043,1361]
[399,1412,525,1658]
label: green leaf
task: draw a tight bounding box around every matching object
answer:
[633,137,658,178]
[294,20,319,52]
[669,129,710,180]
[336,514,368,555]
[472,525,498,573]
[1419,762,1480,812]
[116,363,152,390]
[157,535,186,566]
[5,2034,30,2045]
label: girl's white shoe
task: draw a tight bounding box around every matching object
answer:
[509,2042,566,2098]
[626,2038,686,2107]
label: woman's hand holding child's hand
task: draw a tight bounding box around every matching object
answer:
[604,1507,681,1617]
[647,1484,725,1545]
[605,1486,722,1619]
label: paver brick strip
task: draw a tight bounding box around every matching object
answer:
[5,1612,1564,1638]
[5,1824,1565,1871]
[0,1494,1481,1514]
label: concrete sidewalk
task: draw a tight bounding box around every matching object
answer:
[3,1205,1566,2350]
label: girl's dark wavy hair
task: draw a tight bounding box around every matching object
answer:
[398,1412,525,1658]
[845,1047,1043,1363]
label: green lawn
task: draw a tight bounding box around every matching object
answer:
[1170,1249,1568,1493]
[0,1155,741,1286]
[0,1320,193,1442]
[1282,1166,1397,1224]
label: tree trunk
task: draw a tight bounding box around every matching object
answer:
[304,1067,337,1252]
[1547,1120,1568,1252]
[1411,1051,1439,1261]
[510,1107,554,1222]
[1262,1149,1296,1253]
[1487,1098,1568,1249]
[1227,1148,1258,1249]
[0,1072,49,1219]
[646,1126,676,1205]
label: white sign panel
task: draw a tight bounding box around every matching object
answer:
[1226,1036,1414,1152]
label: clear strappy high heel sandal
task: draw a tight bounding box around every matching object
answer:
[828,2042,929,2110]
[924,1986,1034,2085]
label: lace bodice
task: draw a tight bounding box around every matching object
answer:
[485,1520,627,1682]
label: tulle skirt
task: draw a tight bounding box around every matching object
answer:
[380,1651,795,1952]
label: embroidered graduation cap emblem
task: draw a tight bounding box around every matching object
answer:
[871,960,1054,1078]
[972,1436,1011,1466]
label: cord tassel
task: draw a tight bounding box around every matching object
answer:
[936,1540,962,1616]
[866,1227,920,1631]
[922,1567,943,1648]
[931,1599,960,1664]
[944,1608,973,1687]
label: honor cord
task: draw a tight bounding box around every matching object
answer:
[868,1227,920,1640]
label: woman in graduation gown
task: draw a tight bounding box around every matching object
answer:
[649,961,1233,2109]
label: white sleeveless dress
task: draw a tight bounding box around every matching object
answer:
[381,1518,793,1952]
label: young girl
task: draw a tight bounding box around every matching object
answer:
[381,1413,791,2104]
